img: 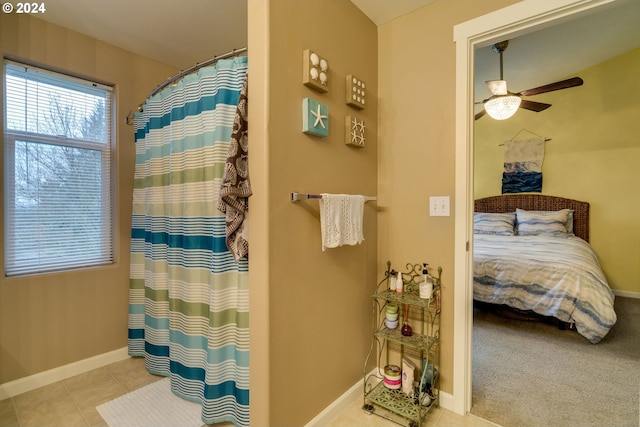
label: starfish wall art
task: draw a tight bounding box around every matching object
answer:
[302,97,329,137]
[345,115,365,147]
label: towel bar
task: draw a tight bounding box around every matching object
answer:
[290,192,377,202]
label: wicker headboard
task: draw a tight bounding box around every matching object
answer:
[474,194,589,242]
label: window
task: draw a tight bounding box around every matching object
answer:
[3,59,114,276]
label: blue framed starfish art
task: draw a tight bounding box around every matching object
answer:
[302,97,329,137]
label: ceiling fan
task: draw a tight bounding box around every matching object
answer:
[475,41,584,120]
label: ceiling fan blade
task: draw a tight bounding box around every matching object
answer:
[517,77,583,97]
[519,99,552,112]
[474,109,487,120]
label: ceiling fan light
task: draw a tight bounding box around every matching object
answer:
[486,80,508,96]
[484,95,522,120]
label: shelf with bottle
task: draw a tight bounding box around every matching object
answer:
[373,289,432,308]
[363,261,442,427]
[373,262,442,309]
[373,262,442,342]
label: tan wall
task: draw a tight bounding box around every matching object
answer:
[246,0,270,423]
[1,0,545,423]
[474,47,640,293]
[0,14,178,384]
[377,0,519,395]
[248,0,378,425]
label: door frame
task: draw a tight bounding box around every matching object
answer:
[451,0,619,415]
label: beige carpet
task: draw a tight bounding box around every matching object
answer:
[471,296,640,427]
[97,378,203,427]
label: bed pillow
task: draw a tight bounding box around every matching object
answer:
[516,208,573,237]
[566,210,574,234]
[474,212,516,236]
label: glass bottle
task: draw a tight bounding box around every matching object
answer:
[401,304,412,336]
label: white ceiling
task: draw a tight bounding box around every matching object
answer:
[349,0,436,25]
[35,0,431,69]
[35,0,248,70]
[34,0,640,100]
[473,0,640,102]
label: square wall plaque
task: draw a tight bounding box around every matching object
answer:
[302,98,329,137]
[303,49,329,93]
[345,115,365,147]
[346,74,366,109]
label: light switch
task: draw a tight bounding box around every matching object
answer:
[429,196,450,217]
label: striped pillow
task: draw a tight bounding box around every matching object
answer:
[516,208,572,237]
[474,212,516,236]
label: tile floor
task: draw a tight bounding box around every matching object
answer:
[326,394,500,427]
[0,357,161,427]
[0,358,499,427]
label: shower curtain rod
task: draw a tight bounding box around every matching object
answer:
[146,46,248,99]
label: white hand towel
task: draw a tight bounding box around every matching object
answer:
[319,194,365,251]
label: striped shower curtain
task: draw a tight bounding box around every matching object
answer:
[128,57,249,426]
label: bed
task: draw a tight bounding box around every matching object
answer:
[473,194,617,343]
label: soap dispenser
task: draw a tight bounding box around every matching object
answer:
[389,270,398,291]
[420,263,433,299]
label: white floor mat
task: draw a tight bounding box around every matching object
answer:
[97,378,202,427]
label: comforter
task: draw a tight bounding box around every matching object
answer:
[473,234,617,343]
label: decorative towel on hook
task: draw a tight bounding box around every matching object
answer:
[319,194,365,250]
[218,73,250,261]
[502,138,545,193]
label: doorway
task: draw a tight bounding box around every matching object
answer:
[452,0,622,416]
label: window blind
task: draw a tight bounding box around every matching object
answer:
[4,60,114,276]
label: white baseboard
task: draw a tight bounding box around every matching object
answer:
[614,289,640,299]
[438,389,455,413]
[304,370,373,427]
[305,369,455,426]
[0,347,130,400]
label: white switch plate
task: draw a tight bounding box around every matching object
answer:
[429,196,450,216]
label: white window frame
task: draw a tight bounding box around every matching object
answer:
[3,58,115,276]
